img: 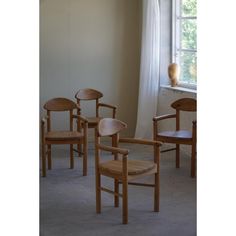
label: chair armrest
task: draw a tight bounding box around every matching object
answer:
[97,144,129,155]
[72,114,88,123]
[119,137,162,146]
[153,114,176,122]
[98,103,117,118]
[98,102,117,110]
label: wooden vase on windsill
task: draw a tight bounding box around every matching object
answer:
[168,63,180,87]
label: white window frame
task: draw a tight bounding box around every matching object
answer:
[172,0,197,90]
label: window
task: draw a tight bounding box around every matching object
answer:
[172,0,197,89]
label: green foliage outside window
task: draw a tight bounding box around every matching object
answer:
[179,0,197,84]
[182,0,197,16]
[182,19,196,49]
[180,52,197,83]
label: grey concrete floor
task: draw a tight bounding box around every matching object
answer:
[40,143,196,236]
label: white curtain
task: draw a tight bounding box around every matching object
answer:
[135,0,160,139]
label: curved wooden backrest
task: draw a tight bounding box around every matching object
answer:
[44,98,77,111]
[171,98,196,112]
[98,118,127,137]
[75,88,103,100]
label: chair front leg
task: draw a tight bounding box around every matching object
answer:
[122,177,128,224]
[47,144,52,169]
[83,138,87,176]
[191,121,197,178]
[70,144,74,169]
[176,144,180,168]
[96,170,101,213]
[191,142,196,178]
[95,127,101,213]
[83,122,88,176]
[42,142,46,177]
[77,142,82,157]
[114,179,119,207]
[122,155,128,224]
[41,119,47,177]
[76,116,82,157]
[154,172,159,212]
[154,143,160,212]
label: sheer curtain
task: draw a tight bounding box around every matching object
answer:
[135,0,160,139]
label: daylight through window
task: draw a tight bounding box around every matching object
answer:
[172,0,197,88]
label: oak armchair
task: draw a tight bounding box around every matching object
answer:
[41,97,88,177]
[153,98,197,177]
[75,88,117,129]
[95,118,162,224]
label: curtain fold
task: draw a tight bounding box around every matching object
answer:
[135,0,160,139]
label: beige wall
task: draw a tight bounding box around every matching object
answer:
[40,0,141,137]
[40,0,196,154]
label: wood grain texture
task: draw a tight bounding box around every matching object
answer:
[44,97,78,111]
[75,88,103,100]
[99,160,156,176]
[98,118,127,136]
[45,131,84,141]
[171,98,196,111]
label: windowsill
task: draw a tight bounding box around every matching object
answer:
[161,85,197,94]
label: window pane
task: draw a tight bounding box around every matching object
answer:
[181,0,197,17]
[181,19,197,49]
[179,51,197,84]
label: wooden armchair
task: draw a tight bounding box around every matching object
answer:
[153,98,197,178]
[75,88,117,129]
[41,98,88,177]
[95,118,162,224]
[75,88,117,151]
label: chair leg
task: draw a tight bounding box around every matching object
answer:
[191,143,196,178]
[122,179,128,224]
[94,128,97,153]
[42,143,46,177]
[83,139,87,176]
[77,143,82,157]
[111,135,115,154]
[96,171,101,213]
[114,179,119,207]
[47,144,52,170]
[154,173,159,212]
[70,144,74,169]
[176,144,180,168]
